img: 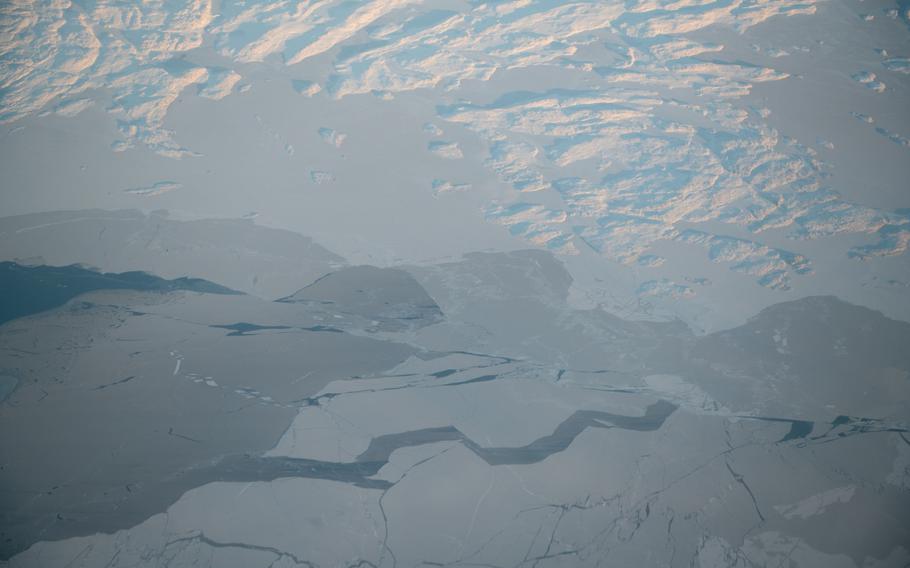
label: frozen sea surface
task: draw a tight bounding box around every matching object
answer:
[0,1,908,566]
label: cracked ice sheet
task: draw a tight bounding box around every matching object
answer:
[8,379,910,566]
[267,364,659,461]
[8,479,386,568]
[257,358,910,565]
